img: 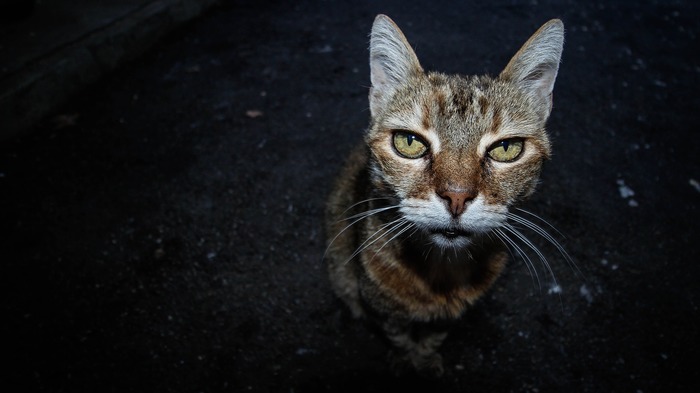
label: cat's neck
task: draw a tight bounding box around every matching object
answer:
[363,196,503,294]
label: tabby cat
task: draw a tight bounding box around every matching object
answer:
[325,15,565,376]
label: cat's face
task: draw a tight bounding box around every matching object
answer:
[366,16,563,249]
[367,73,551,248]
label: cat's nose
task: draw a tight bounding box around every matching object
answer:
[438,188,477,217]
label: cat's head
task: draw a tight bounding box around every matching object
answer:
[366,15,564,249]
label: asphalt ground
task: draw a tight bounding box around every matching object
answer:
[0,0,217,138]
[2,1,699,392]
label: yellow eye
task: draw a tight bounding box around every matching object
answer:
[487,139,524,162]
[392,131,428,159]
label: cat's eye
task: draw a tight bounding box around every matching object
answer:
[487,139,524,162]
[392,131,428,159]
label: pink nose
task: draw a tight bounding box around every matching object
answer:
[438,188,477,217]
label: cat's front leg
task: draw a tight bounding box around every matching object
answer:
[327,256,365,319]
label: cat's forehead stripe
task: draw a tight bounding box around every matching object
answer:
[382,102,420,128]
[478,95,490,116]
[421,98,431,130]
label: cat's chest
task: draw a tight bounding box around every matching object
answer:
[359,220,508,320]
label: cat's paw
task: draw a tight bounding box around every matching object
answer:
[412,352,444,378]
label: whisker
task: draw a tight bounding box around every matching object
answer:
[514,207,566,239]
[507,212,582,277]
[342,217,408,265]
[494,228,541,290]
[502,224,558,289]
[421,243,433,263]
[502,224,565,311]
[341,205,399,222]
[371,221,416,260]
[340,197,393,215]
[324,204,400,258]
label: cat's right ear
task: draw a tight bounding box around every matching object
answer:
[499,19,564,119]
[369,15,423,116]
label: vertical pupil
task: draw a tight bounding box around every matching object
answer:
[502,140,510,151]
[406,134,414,146]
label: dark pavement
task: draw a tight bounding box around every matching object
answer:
[0,0,217,139]
[2,1,699,392]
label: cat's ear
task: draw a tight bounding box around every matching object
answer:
[500,19,564,118]
[369,15,423,116]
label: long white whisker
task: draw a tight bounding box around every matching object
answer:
[494,228,541,290]
[324,204,400,258]
[492,229,535,287]
[502,224,565,311]
[514,207,566,239]
[502,224,558,289]
[343,217,408,265]
[341,205,398,222]
[340,197,393,215]
[507,212,581,277]
[421,243,433,262]
[371,221,416,261]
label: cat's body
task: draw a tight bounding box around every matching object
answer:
[325,15,564,375]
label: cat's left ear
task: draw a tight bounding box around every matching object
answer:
[369,15,424,117]
[500,19,564,118]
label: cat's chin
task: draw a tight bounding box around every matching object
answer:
[428,228,473,249]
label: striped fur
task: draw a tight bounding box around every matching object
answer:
[326,15,564,376]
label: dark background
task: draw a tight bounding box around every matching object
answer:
[2,0,699,392]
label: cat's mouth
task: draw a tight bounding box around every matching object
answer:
[431,227,473,239]
[427,227,474,248]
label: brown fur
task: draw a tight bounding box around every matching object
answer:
[325,15,564,376]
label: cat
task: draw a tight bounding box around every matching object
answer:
[325,15,565,376]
